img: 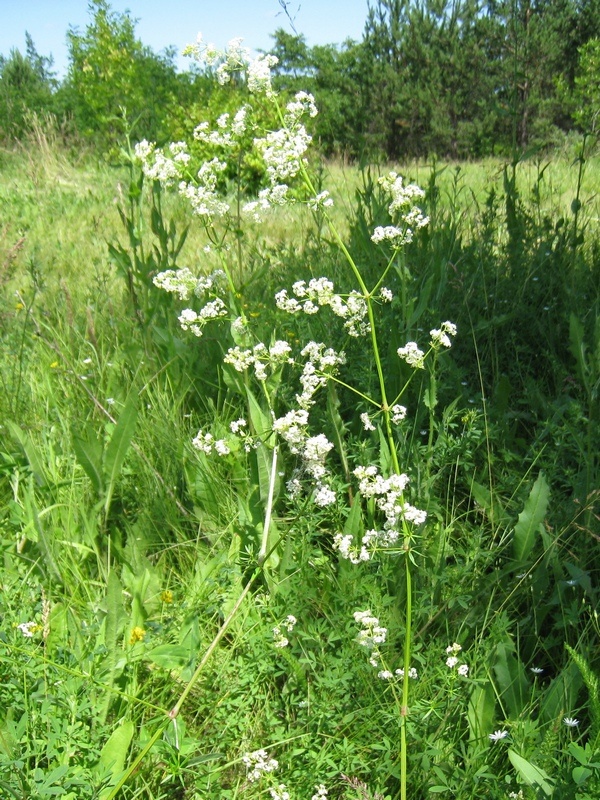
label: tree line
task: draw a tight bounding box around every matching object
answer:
[1,0,599,160]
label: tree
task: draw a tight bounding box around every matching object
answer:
[0,34,56,140]
[65,0,180,149]
[572,37,600,132]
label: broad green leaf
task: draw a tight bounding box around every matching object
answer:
[146,645,190,670]
[344,493,363,540]
[471,480,509,527]
[572,766,592,785]
[97,720,134,799]
[100,570,126,723]
[467,682,495,742]
[72,428,104,494]
[424,372,437,411]
[508,749,554,796]
[327,382,350,483]
[493,641,529,718]
[22,479,63,583]
[513,472,550,562]
[246,386,273,442]
[6,421,47,486]
[104,393,138,516]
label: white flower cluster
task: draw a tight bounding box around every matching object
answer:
[192,418,256,457]
[243,184,290,222]
[371,172,429,248]
[242,748,279,782]
[242,92,319,219]
[272,614,297,648]
[430,320,457,349]
[224,340,293,381]
[360,412,376,432]
[183,35,279,96]
[194,106,250,147]
[354,610,387,668]
[271,406,337,506]
[135,139,231,220]
[179,158,230,218]
[178,298,228,337]
[255,124,312,184]
[273,409,336,507]
[397,341,425,369]
[153,268,225,302]
[308,190,334,211]
[269,784,291,800]
[395,667,419,680]
[311,785,328,800]
[134,140,190,186]
[272,409,309,453]
[192,430,231,456]
[334,466,426,563]
[296,341,346,409]
[361,402,405,432]
[17,621,38,638]
[275,278,369,338]
[354,610,387,648]
[445,642,468,676]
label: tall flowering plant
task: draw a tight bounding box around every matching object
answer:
[134,34,457,799]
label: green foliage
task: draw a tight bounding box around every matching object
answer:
[64,0,180,150]
[0,34,57,141]
[573,38,600,132]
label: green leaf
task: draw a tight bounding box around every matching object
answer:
[573,766,593,785]
[146,645,191,670]
[508,749,554,796]
[100,570,126,723]
[467,682,495,742]
[246,387,273,443]
[513,472,549,563]
[103,393,138,517]
[493,641,529,718]
[344,493,363,540]
[97,719,134,798]
[6,421,47,486]
[72,428,104,494]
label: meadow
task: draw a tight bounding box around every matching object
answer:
[1,99,599,800]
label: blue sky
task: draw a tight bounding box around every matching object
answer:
[0,0,370,78]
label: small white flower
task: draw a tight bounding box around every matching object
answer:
[530,667,544,674]
[378,670,393,680]
[360,412,376,431]
[457,664,469,677]
[397,341,425,368]
[311,785,328,800]
[563,717,579,727]
[391,404,407,425]
[269,784,290,800]
[242,748,279,782]
[446,656,459,669]
[489,730,509,742]
[17,621,38,638]
[314,484,336,507]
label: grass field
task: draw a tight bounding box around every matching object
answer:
[1,126,599,800]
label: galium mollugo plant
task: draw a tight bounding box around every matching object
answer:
[133,34,459,800]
